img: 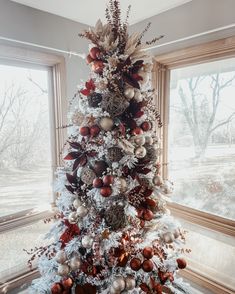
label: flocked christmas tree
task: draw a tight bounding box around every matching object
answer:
[29,1,191,293]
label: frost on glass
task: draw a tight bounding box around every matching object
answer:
[0,64,52,217]
[169,58,235,220]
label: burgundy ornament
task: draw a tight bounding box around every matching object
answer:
[141,121,151,131]
[177,258,187,269]
[93,160,108,177]
[143,209,153,221]
[93,178,103,188]
[131,127,143,135]
[130,257,142,271]
[62,277,73,289]
[103,175,114,186]
[89,47,101,59]
[100,186,112,197]
[142,259,154,272]
[51,283,63,294]
[143,247,154,259]
[86,54,94,64]
[90,125,100,137]
[80,126,90,136]
[92,60,104,74]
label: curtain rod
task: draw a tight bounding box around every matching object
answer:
[0,23,234,58]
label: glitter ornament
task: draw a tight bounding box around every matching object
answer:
[125,276,136,290]
[68,212,78,224]
[107,147,123,162]
[104,203,127,230]
[82,235,94,248]
[99,117,114,131]
[76,206,88,217]
[87,93,102,108]
[112,276,126,291]
[55,250,67,264]
[70,256,82,271]
[135,146,147,158]
[57,264,70,276]
[101,92,129,117]
[81,167,96,185]
[71,110,85,126]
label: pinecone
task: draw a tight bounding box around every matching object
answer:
[104,204,127,230]
[87,93,102,108]
[107,147,123,162]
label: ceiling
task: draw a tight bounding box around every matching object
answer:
[10,0,192,26]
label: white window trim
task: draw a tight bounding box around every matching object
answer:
[0,43,67,288]
[153,35,235,294]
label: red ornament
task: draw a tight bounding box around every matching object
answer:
[177,258,187,269]
[143,209,153,221]
[141,121,151,131]
[92,60,104,74]
[145,198,157,208]
[93,178,103,188]
[103,175,114,186]
[131,127,143,135]
[100,186,112,197]
[62,278,73,289]
[80,126,90,136]
[143,247,154,259]
[130,257,142,271]
[142,259,154,272]
[89,47,101,59]
[51,283,63,294]
[86,54,94,64]
[135,110,144,118]
[90,125,100,137]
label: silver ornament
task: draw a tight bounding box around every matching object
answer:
[73,198,82,209]
[112,276,126,291]
[55,250,67,264]
[134,135,146,146]
[81,235,94,248]
[152,175,163,186]
[68,211,78,224]
[57,264,70,276]
[125,276,136,290]
[135,146,147,158]
[76,206,88,218]
[70,256,82,271]
[124,87,135,100]
[145,136,154,145]
[162,232,175,243]
[99,117,114,131]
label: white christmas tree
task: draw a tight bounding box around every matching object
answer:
[29,1,191,293]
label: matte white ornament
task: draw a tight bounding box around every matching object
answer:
[57,264,70,276]
[162,232,175,243]
[112,276,126,291]
[124,87,135,100]
[73,198,82,209]
[135,146,147,158]
[134,89,142,102]
[70,256,82,271]
[125,276,136,290]
[145,136,154,145]
[152,175,163,186]
[55,250,67,264]
[109,287,120,294]
[99,117,114,131]
[119,177,127,193]
[68,212,78,224]
[76,206,88,218]
[82,235,94,248]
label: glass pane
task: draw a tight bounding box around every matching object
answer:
[169,57,235,220]
[0,220,51,280]
[0,63,53,217]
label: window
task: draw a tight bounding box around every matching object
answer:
[169,58,235,220]
[154,36,235,293]
[0,44,66,291]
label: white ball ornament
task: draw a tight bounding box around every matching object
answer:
[112,276,126,291]
[162,232,175,244]
[82,235,94,248]
[125,276,136,290]
[55,250,67,264]
[135,146,147,158]
[99,117,114,131]
[73,198,82,209]
[134,135,146,146]
[76,206,88,218]
[68,211,78,224]
[124,87,135,100]
[109,287,120,294]
[119,177,127,193]
[134,89,142,102]
[70,256,82,271]
[153,175,163,186]
[57,264,70,276]
[145,135,154,145]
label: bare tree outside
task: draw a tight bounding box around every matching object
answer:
[0,64,52,217]
[169,58,235,219]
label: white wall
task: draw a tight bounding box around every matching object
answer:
[130,0,235,56]
[0,0,90,99]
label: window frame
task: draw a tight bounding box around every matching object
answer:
[0,43,67,289]
[153,36,235,293]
